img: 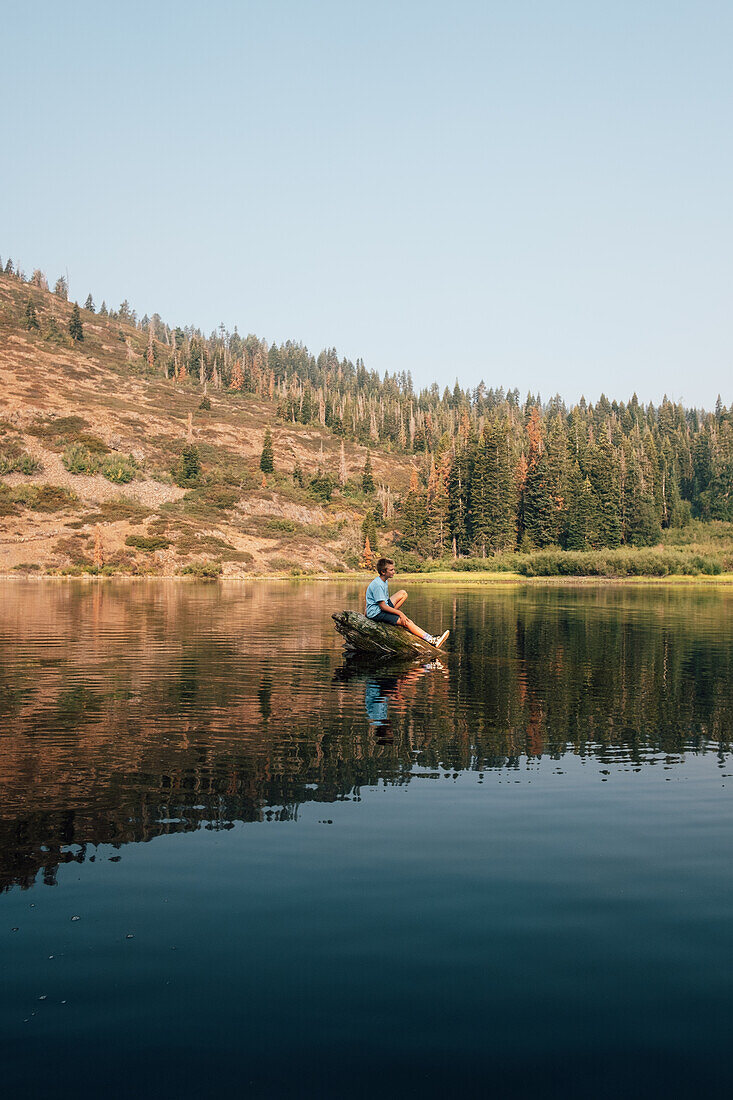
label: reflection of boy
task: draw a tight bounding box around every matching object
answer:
[365,679,389,725]
[365,557,449,649]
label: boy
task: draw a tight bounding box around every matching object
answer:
[365,557,449,649]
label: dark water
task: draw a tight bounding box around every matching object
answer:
[1,579,732,1098]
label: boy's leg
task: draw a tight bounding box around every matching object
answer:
[391,590,408,610]
[398,615,449,648]
[398,615,433,642]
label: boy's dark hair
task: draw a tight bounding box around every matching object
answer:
[377,557,394,575]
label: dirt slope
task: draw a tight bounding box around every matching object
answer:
[0,274,409,576]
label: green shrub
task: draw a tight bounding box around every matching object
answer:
[180,559,223,578]
[101,456,137,484]
[514,547,722,578]
[0,486,18,516]
[390,551,426,573]
[29,417,108,453]
[268,557,299,572]
[82,497,152,524]
[662,520,733,546]
[429,556,516,573]
[265,517,299,533]
[0,447,42,475]
[182,484,240,516]
[53,535,92,565]
[29,414,89,439]
[309,470,334,502]
[125,535,171,551]
[63,443,102,475]
[16,454,42,474]
[174,531,236,554]
[12,484,78,512]
[75,433,110,454]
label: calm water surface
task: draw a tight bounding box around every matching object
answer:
[1,579,732,1098]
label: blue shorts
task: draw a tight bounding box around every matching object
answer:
[370,598,400,626]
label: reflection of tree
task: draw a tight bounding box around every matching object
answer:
[0,582,731,893]
[258,677,272,722]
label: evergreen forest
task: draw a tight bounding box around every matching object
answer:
[2,252,732,570]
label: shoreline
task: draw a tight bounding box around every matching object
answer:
[2,570,732,587]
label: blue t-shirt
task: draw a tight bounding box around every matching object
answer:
[365,576,390,618]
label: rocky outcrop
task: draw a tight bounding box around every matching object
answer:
[332,610,438,659]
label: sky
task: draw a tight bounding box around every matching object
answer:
[2,0,731,409]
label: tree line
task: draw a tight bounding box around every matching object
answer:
[3,254,731,556]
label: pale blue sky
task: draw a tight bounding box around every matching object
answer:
[3,1,731,408]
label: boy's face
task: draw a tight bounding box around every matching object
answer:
[381,563,396,580]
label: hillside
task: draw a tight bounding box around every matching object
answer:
[0,273,407,577]
[2,260,732,580]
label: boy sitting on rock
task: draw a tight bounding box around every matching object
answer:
[365,557,449,649]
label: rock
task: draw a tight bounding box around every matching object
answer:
[332,610,438,659]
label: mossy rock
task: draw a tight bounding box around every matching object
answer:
[332,610,440,659]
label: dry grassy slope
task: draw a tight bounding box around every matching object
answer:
[0,274,414,576]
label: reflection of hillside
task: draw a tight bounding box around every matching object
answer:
[1,581,732,894]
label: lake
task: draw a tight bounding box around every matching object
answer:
[1,578,732,1098]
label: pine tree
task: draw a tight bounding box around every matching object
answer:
[362,449,374,493]
[84,294,95,312]
[448,444,471,555]
[522,409,558,548]
[587,433,621,547]
[398,466,429,553]
[99,301,108,316]
[24,297,40,331]
[469,430,490,555]
[68,302,84,341]
[525,452,559,546]
[704,420,733,520]
[181,445,202,483]
[427,453,451,556]
[482,417,517,552]
[45,315,63,344]
[361,511,378,554]
[622,445,659,545]
[309,468,334,502]
[54,275,68,300]
[564,463,592,550]
[260,428,274,473]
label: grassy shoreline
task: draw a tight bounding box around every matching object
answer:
[2,569,733,586]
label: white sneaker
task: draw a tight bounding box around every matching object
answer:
[433,630,449,649]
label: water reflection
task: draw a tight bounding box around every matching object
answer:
[0,579,731,893]
[335,655,447,742]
